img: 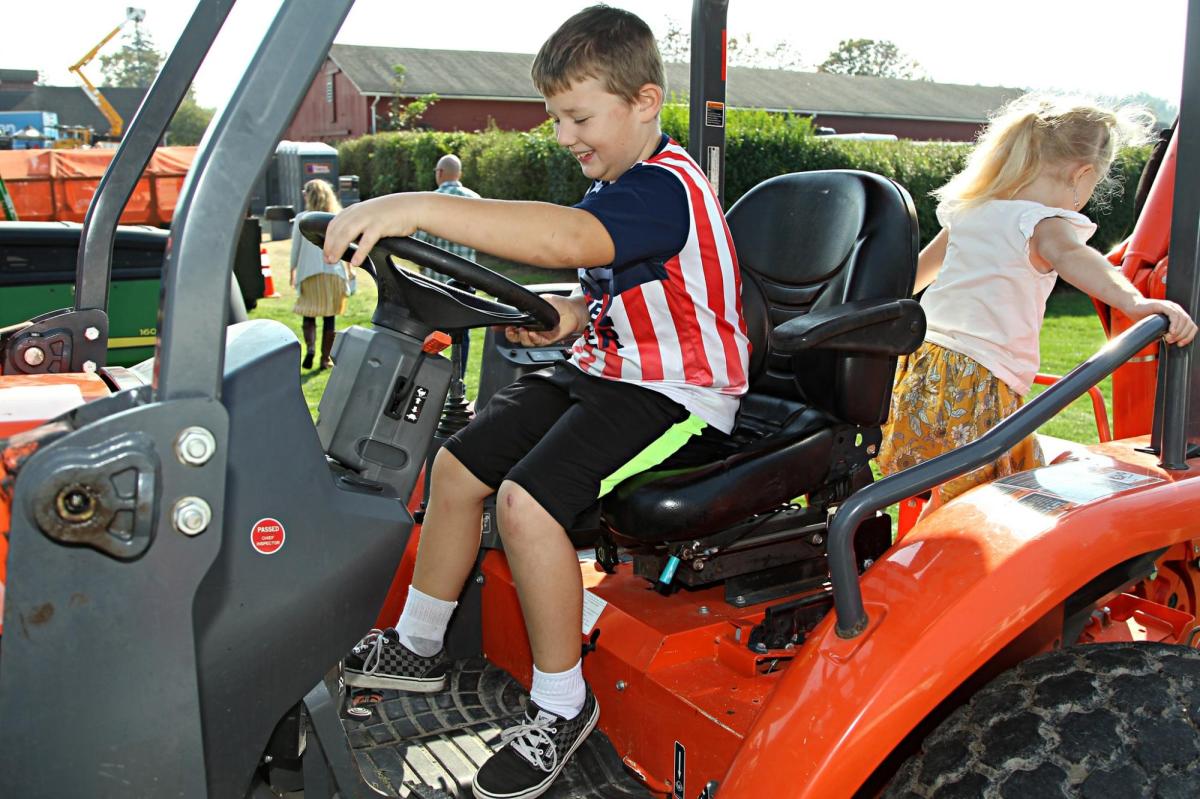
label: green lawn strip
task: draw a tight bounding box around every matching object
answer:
[1031,288,1112,444]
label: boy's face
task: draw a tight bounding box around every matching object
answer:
[545,77,662,183]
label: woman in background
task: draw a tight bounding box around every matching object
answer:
[290,179,353,369]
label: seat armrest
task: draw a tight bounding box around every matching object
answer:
[770,299,926,356]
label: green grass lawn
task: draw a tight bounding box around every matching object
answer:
[254,239,1113,443]
[1030,288,1113,443]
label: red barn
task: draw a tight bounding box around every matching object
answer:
[285,44,1021,143]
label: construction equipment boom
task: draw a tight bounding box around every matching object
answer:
[68,7,146,140]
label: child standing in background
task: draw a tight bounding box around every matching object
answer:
[290,179,353,370]
[879,94,1196,508]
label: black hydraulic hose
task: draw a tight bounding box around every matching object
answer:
[827,314,1170,639]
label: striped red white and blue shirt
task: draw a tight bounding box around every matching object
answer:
[572,136,750,433]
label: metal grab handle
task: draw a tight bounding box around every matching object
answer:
[827,314,1170,638]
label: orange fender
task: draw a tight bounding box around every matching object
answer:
[718,439,1200,798]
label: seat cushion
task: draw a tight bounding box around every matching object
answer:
[600,395,836,543]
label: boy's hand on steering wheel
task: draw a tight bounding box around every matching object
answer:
[323,194,421,270]
[505,294,588,347]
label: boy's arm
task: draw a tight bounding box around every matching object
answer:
[323,192,614,271]
[913,228,948,293]
[1033,217,1197,345]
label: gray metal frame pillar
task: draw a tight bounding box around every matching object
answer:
[1161,0,1200,468]
[687,0,729,205]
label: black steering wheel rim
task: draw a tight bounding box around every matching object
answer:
[296,211,560,331]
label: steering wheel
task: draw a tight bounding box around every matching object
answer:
[296,211,560,332]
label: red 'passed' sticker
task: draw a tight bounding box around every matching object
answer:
[251,517,286,555]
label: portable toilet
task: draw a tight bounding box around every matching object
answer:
[269,140,338,238]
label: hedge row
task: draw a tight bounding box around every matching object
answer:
[338,106,1149,252]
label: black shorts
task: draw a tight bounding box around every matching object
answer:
[444,362,700,529]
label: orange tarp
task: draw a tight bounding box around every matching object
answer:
[0,146,196,225]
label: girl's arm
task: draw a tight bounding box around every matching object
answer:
[1032,217,1197,345]
[913,228,948,294]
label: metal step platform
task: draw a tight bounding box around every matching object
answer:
[341,657,654,798]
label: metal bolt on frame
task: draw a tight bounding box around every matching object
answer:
[174,497,212,536]
[175,427,217,466]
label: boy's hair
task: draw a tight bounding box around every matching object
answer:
[532,4,665,102]
[935,92,1153,211]
[304,179,341,214]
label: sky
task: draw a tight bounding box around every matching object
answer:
[7,0,1190,111]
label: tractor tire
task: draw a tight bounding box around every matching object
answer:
[885,643,1200,798]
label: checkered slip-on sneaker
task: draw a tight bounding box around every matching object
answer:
[343,627,448,692]
[471,687,599,799]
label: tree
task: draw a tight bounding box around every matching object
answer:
[818,39,926,80]
[1116,92,1178,130]
[167,97,215,146]
[658,20,690,64]
[384,65,439,131]
[657,21,806,70]
[98,24,163,87]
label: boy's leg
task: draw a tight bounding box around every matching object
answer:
[412,448,494,601]
[496,480,585,715]
[346,371,573,691]
[473,367,698,799]
[344,448,494,692]
[473,480,598,799]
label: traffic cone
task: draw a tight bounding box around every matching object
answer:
[260,246,281,298]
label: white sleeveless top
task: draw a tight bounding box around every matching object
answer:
[921,199,1097,395]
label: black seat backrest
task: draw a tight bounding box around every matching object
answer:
[730,170,918,425]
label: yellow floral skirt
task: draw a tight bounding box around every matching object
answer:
[878,341,1043,502]
[292,272,347,318]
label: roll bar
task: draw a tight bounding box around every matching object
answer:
[1160,0,1200,468]
[827,314,1170,638]
[156,0,354,401]
[687,0,728,205]
[75,0,235,314]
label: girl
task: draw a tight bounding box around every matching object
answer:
[879,94,1196,508]
[290,179,354,370]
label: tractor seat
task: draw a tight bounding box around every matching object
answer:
[600,170,923,545]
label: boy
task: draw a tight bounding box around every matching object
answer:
[323,6,749,798]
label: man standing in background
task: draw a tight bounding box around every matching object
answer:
[413,153,481,365]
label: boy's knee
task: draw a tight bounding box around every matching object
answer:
[496,481,558,539]
[430,447,490,501]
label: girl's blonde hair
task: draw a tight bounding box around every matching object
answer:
[935,93,1152,211]
[303,179,342,214]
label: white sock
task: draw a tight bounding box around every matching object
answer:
[531,660,586,720]
[394,585,457,657]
